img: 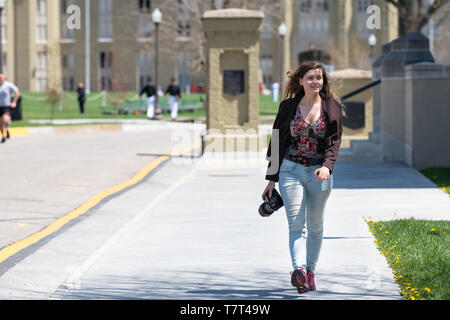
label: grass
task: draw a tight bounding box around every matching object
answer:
[366,167,450,300]
[419,167,450,196]
[366,218,449,300]
[11,92,280,127]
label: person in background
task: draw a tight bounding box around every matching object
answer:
[76,82,86,115]
[271,81,280,103]
[165,78,181,121]
[0,73,20,144]
[139,79,156,119]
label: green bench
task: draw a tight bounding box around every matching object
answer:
[101,98,204,115]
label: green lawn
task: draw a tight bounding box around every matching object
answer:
[367,218,449,300]
[11,91,280,127]
[367,167,450,300]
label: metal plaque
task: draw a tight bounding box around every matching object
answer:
[223,70,244,96]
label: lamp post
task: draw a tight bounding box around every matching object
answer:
[0,0,5,74]
[278,22,287,95]
[368,33,377,66]
[152,8,163,120]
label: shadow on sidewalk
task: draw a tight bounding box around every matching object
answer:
[55,268,401,300]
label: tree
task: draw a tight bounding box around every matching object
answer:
[384,0,449,35]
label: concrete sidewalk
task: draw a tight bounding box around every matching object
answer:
[1,148,448,300]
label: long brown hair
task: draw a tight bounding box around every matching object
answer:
[283,61,342,106]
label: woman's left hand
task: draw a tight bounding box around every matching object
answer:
[314,166,330,181]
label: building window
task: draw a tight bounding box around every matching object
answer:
[138,0,151,12]
[99,0,113,40]
[176,0,191,41]
[62,54,75,91]
[61,0,75,40]
[2,52,6,75]
[1,1,7,43]
[36,0,48,43]
[177,50,190,92]
[260,54,273,88]
[300,0,328,13]
[357,0,373,37]
[358,0,372,12]
[300,0,311,12]
[99,51,113,91]
[138,52,152,90]
[36,51,48,91]
[138,0,152,40]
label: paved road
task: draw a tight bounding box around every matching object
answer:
[0,122,203,250]
[0,123,448,300]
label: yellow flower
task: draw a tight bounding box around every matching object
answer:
[430,228,436,232]
[424,288,431,293]
[385,231,390,234]
[409,296,416,300]
[433,284,439,287]
[392,245,397,248]
[373,239,378,243]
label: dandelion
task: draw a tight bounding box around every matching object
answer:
[385,231,390,234]
[424,288,431,294]
[430,228,436,232]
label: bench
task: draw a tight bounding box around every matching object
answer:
[101,98,204,115]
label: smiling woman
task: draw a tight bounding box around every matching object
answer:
[262,60,345,295]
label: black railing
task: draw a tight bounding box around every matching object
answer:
[341,79,381,101]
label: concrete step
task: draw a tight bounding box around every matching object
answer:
[338,148,383,162]
[350,140,382,153]
[369,131,381,144]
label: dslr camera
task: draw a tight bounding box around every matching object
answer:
[259,188,284,217]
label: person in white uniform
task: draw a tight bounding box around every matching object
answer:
[165,78,181,121]
[139,79,156,119]
[271,81,280,103]
[0,73,20,144]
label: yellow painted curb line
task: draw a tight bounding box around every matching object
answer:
[0,143,200,264]
[9,127,30,137]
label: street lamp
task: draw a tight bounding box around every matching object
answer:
[152,8,163,120]
[0,0,5,74]
[278,22,287,95]
[368,33,377,65]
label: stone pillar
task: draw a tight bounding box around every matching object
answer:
[404,62,450,168]
[379,32,434,162]
[202,9,264,153]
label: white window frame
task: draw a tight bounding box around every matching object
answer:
[98,0,113,42]
[36,51,48,92]
[36,0,48,44]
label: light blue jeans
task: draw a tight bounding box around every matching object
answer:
[278,158,333,272]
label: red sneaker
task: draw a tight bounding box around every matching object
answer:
[307,270,316,291]
[290,269,309,294]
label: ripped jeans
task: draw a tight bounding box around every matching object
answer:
[278,158,333,272]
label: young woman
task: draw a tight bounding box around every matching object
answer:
[262,61,345,294]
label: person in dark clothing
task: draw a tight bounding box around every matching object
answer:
[165,78,181,121]
[76,82,86,115]
[139,79,157,119]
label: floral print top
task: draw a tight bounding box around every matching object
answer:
[284,105,329,166]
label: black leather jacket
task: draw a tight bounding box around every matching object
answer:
[265,93,344,182]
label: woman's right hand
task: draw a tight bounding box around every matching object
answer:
[262,181,276,201]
